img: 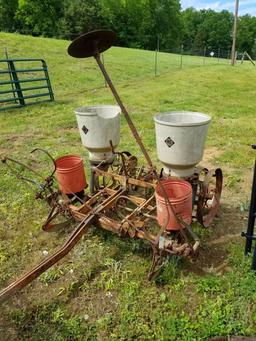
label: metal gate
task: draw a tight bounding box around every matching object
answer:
[0,58,54,111]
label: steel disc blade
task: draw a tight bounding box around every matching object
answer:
[67,29,116,58]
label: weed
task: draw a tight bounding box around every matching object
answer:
[225,173,241,189]
[196,276,222,294]
[155,256,181,285]
[9,302,89,340]
[40,267,64,285]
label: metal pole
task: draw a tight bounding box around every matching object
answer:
[94,53,154,169]
[231,0,239,66]
[180,44,183,69]
[8,60,25,106]
[241,51,245,64]
[101,53,107,87]
[245,51,255,66]
[42,60,54,101]
[203,46,206,65]
[244,156,256,255]
[227,49,231,63]
[4,47,18,103]
[155,49,158,77]
[155,35,159,77]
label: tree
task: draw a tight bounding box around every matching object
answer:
[237,15,256,57]
[58,0,106,39]
[182,9,233,54]
[194,10,233,51]
[182,7,204,52]
[15,0,63,36]
[207,10,233,51]
[146,0,183,50]
[0,0,19,31]
[99,0,150,48]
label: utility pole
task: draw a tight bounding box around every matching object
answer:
[231,0,239,66]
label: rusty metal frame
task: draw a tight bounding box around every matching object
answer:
[0,156,203,302]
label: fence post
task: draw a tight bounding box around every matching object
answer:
[203,46,206,65]
[4,47,18,103]
[155,49,158,77]
[180,44,183,69]
[42,60,54,101]
[218,47,220,63]
[227,49,231,63]
[8,60,25,106]
[155,35,160,77]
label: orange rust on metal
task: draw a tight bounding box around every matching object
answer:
[95,215,155,243]
[67,191,195,253]
[71,209,89,221]
[122,194,155,222]
[0,149,208,302]
[104,187,155,209]
[74,202,92,214]
[85,189,105,206]
[96,216,124,235]
[94,168,156,189]
[98,188,127,211]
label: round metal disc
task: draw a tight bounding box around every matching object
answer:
[68,29,116,58]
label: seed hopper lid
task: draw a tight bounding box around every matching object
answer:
[68,29,116,58]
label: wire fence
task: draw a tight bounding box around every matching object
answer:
[1,31,254,97]
[153,43,235,76]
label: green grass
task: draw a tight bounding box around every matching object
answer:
[0,32,256,340]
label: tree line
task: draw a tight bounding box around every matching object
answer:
[1,0,256,57]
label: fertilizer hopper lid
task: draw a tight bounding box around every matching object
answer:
[154,111,211,127]
[68,29,116,58]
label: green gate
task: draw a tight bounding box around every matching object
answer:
[0,58,54,111]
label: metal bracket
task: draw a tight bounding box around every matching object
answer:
[165,137,175,148]
[241,232,256,241]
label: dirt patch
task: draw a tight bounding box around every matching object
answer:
[0,316,18,341]
[184,243,228,276]
[0,146,10,155]
[207,233,241,246]
[210,204,246,238]
[60,127,78,133]
[200,147,224,170]
[241,167,255,196]
[198,202,245,274]
[184,198,246,277]
[67,289,118,322]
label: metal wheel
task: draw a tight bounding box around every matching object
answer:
[196,168,223,227]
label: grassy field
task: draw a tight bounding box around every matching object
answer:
[0,32,256,340]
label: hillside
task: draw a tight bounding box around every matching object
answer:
[0,33,256,340]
